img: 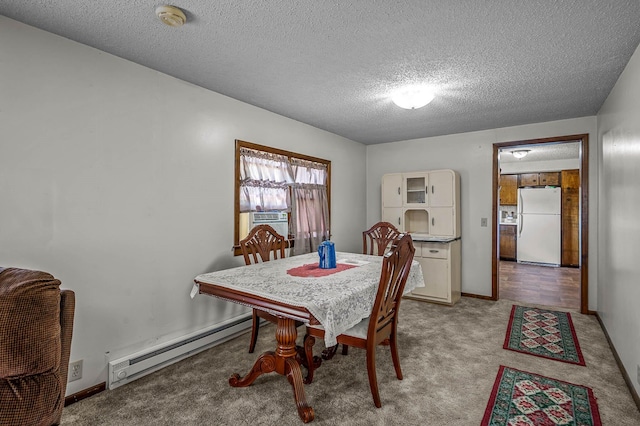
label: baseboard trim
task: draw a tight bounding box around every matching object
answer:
[64,382,106,407]
[461,292,495,301]
[595,313,640,411]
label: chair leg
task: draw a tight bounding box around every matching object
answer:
[248,310,260,353]
[366,346,382,408]
[389,334,403,380]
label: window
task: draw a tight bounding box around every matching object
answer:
[234,140,331,256]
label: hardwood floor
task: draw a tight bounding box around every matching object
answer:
[499,260,580,311]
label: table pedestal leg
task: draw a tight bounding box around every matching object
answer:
[229,317,315,423]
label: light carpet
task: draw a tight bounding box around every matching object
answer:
[61,298,640,425]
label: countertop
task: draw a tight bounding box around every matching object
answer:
[411,235,460,243]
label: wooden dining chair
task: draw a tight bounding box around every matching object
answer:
[239,224,301,353]
[304,233,415,407]
[362,221,402,256]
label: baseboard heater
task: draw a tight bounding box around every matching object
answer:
[108,314,252,389]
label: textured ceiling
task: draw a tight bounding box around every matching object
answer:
[2,1,640,145]
[499,142,581,163]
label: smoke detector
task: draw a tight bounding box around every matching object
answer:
[156,5,187,27]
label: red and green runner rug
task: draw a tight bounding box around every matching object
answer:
[504,305,585,366]
[481,366,601,426]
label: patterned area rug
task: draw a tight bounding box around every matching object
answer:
[481,366,602,426]
[504,305,585,366]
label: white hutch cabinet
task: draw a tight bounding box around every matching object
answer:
[381,169,461,305]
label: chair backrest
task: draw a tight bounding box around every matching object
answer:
[367,234,415,343]
[239,224,287,265]
[362,221,402,256]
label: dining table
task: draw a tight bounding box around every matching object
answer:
[193,251,424,423]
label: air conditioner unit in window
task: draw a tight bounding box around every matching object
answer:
[249,211,289,238]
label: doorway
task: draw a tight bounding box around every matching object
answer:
[491,134,589,314]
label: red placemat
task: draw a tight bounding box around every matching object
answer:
[287,263,358,277]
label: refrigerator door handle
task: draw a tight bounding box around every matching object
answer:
[519,214,523,237]
[518,191,523,215]
[518,190,523,237]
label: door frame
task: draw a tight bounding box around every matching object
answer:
[491,134,589,314]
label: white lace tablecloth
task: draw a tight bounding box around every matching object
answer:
[194,252,424,347]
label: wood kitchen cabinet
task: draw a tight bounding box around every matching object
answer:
[539,172,560,186]
[499,174,518,205]
[499,224,517,260]
[519,172,560,187]
[561,169,580,266]
[519,173,539,186]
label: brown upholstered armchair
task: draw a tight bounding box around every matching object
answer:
[0,267,75,426]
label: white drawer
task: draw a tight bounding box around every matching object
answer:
[419,242,449,259]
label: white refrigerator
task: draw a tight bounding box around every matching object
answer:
[517,187,561,265]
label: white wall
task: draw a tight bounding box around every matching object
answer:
[0,17,366,395]
[596,43,640,397]
[366,117,598,302]
[500,158,580,174]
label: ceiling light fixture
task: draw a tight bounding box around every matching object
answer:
[391,87,435,110]
[156,5,187,27]
[511,149,530,159]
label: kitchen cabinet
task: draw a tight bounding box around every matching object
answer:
[402,172,429,206]
[519,172,560,187]
[382,207,403,229]
[561,169,580,266]
[499,224,517,260]
[499,174,518,205]
[428,170,455,207]
[519,173,539,186]
[405,239,461,305]
[381,173,403,208]
[381,169,460,238]
[539,172,560,186]
[382,169,461,305]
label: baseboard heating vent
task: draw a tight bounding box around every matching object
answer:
[108,314,252,389]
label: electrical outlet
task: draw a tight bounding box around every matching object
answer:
[69,360,83,382]
[481,218,488,227]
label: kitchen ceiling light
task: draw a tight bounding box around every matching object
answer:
[156,5,187,27]
[511,149,530,159]
[391,88,435,110]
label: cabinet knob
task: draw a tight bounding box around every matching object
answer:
[431,218,435,226]
[429,250,439,253]
[397,187,401,195]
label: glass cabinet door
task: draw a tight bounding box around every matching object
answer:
[403,173,428,206]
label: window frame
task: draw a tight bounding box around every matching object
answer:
[233,139,331,256]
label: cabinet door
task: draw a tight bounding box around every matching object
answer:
[382,174,403,207]
[499,174,518,205]
[428,170,454,207]
[411,257,449,300]
[499,225,516,260]
[429,207,454,236]
[561,170,580,266]
[539,172,560,186]
[519,173,539,186]
[382,208,403,230]
[561,169,580,191]
[403,172,428,206]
